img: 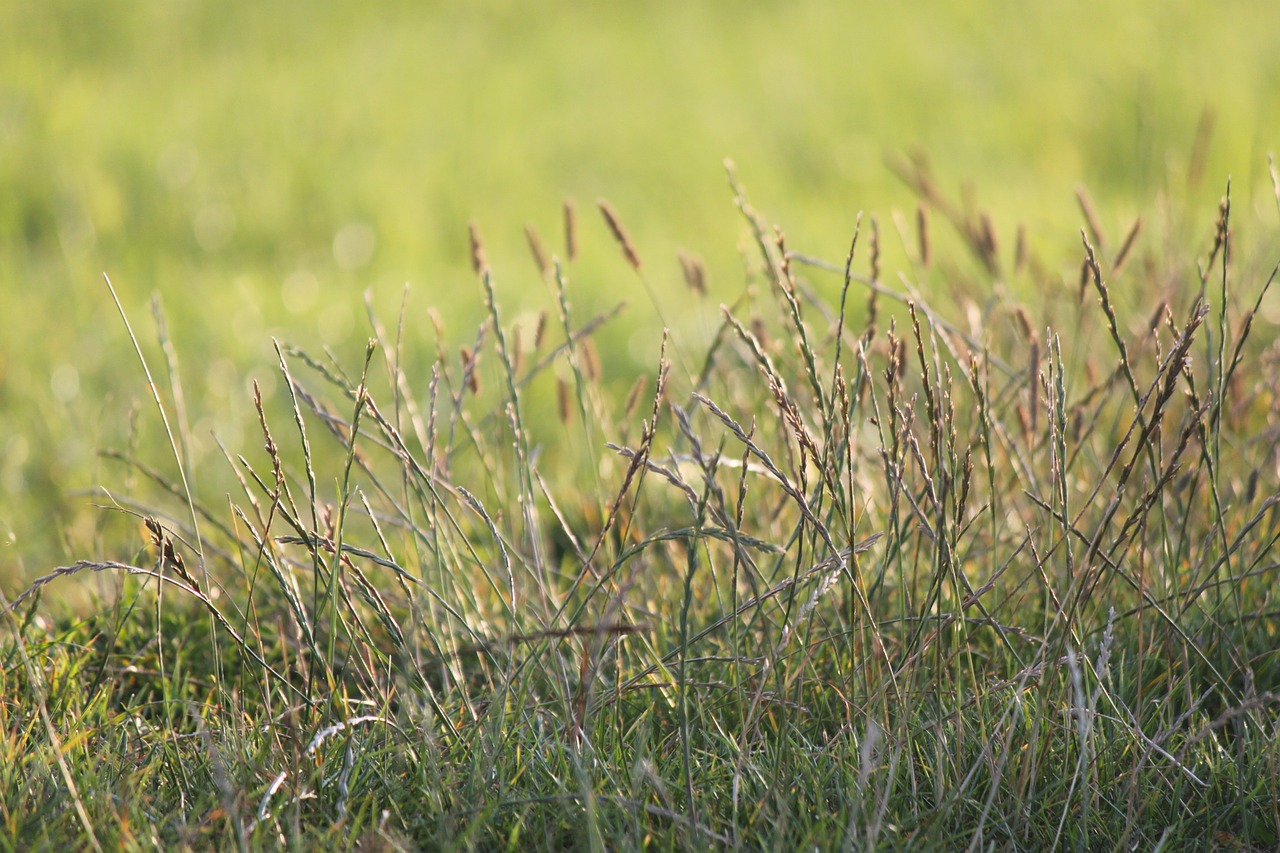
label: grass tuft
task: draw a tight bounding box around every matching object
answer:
[4,166,1280,850]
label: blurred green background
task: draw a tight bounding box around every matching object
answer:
[2,0,1278,585]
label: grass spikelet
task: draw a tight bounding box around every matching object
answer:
[468,220,488,276]
[1112,216,1143,275]
[1076,184,1107,253]
[866,217,882,333]
[597,198,642,270]
[1014,222,1028,274]
[580,337,601,382]
[511,323,525,377]
[1014,306,1041,438]
[869,214,882,284]
[1200,194,1230,287]
[1187,107,1215,189]
[750,317,771,352]
[252,379,285,491]
[524,223,550,277]
[563,198,577,261]
[678,249,707,295]
[557,376,571,424]
[533,309,549,351]
[1082,230,1140,408]
[978,210,1000,273]
[622,374,647,420]
[916,202,931,267]
[460,344,480,395]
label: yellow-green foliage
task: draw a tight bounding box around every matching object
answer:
[2,1,1279,576]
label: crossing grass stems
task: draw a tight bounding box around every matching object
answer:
[3,162,1280,850]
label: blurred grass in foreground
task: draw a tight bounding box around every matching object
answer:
[1,0,1279,580]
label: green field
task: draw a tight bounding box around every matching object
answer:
[4,0,1278,577]
[2,1,1280,849]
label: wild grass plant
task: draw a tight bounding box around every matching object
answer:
[3,161,1280,850]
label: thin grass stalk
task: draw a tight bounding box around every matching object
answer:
[323,340,378,696]
[480,264,541,609]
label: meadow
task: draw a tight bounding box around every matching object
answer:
[2,1,1280,849]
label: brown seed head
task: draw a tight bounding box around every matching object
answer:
[524,223,550,278]
[623,375,647,420]
[580,337,601,382]
[460,345,480,395]
[677,249,707,295]
[556,377,571,424]
[917,203,932,268]
[468,221,488,276]
[563,199,577,262]
[533,310,549,351]
[597,199,641,271]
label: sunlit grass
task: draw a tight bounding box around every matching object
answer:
[3,163,1278,848]
[3,3,1280,847]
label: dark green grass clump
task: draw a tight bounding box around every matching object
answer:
[3,165,1280,850]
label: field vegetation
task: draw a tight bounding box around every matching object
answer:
[3,2,1280,849]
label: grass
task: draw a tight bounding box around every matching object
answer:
[2,160,1279,849]
[4,3,1280,848]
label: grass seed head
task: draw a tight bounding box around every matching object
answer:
[678,249,707,295]
[533,310,549,351]
[556,376,571,424]
[468,220,488,276]
[597,199,642,271]
[916,202,932,267]
[580,337,601,382]
[563,198,577,262]
[524,223,550,278]
[623,374,647,420]
[460,345,480,395]
[870,215,882,282]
